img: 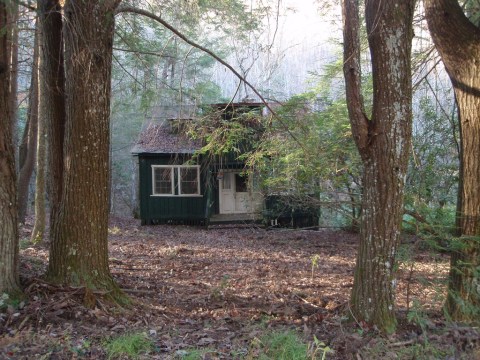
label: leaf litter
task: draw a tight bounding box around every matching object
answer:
[1,216,478,359]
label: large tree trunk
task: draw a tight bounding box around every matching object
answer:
[343,0,414,333]
[46,0,122,298]
[37,0,66,241]
[424,0,480,322]
[18,25,39,223]
[0,2,21,296]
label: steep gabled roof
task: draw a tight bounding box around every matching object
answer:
[131,102,271,155]
[131,119,202,154]
[131,105,201,155]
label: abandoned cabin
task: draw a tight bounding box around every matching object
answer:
[131,103,266,226]
[131,103,319,227]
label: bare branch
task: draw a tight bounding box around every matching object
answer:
[114,4,305,148]
[115,5,276,115]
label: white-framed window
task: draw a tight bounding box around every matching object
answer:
[152,166,174,195]
[178,166,200,195]
[151,165,201,196]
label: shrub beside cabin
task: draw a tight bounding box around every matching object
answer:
[131,103,265,226]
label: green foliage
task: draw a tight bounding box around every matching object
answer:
[446,291,480,322]
[249,330,332,359]
[104,332,153,359]
[188,105,263,158]
[409,96,458,199]
[402,205,456,248]
[71,339,91,357]
[405,95,458,230]
[311,254,320,280]
[192,81,226,103]
[253,93,362,229]
[19,237,32,250]
[0,293,10,309]
[177,348,215,359]
[311,336,334,360]
[0,292,24,311]
[407,299,428,335]
[445,236,480,321]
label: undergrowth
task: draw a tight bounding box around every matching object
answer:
[104,332,153,359]
[248,329,332,359]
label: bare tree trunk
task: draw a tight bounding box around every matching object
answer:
[18,25,39,223]
[0,1,21,296]
[343,0,414,333]
[37,0,65,249]
[425,0,480,322]
[46,0,123,300]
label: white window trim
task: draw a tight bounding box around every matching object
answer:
[151,165,174,196]
[151,165,202,197]
[178,165,201,196]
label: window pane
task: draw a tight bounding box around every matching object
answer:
[180,167,199,195]
[222,173,231,190]
[154,168,172,194]
[235,173,248,192]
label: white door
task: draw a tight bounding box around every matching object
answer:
[219,171,262,214]
[219,172,235,214]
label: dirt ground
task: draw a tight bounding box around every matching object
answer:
[1,217,479,359]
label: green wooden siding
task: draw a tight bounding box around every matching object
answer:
[136,153,267,225]
[138,154,210,224]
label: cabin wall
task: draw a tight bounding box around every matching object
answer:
[137,154,210,225]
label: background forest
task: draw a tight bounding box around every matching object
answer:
[14,1,459,225]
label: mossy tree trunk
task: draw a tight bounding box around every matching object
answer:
[342,0,414,333]
[424,0,480,322]
[45,0,122,297]
[0,1,21,296]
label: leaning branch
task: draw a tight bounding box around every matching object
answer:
[403,209,439,236]
[115,5,306,149]
[115,5,276,116]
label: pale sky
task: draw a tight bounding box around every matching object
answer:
[212,0,343,100]
[277,0,342,46]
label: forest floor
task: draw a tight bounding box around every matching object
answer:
[1,216,479,359]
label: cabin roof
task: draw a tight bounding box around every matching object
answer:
[131,105,200,155]
[131,119,202,155]
[131,102,270,155]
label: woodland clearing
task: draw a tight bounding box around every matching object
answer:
[1,217,478,359]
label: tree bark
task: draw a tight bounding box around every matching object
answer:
[9,3,18,158]
[46,0,123,298]
[37,0,65,250]
[424,0,480,322]
[0,1,21,296]
[31,41,46,242]
[343,0,414,333]
[18,24,39,223]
